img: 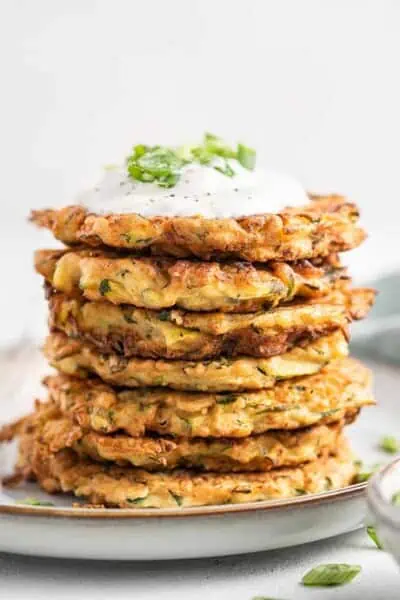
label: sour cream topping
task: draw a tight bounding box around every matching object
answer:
[76,161,309,218]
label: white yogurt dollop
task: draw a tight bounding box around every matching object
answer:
[76,161,309,218]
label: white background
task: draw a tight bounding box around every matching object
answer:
[1,0,400,344]
[1,0,400,227]
[1,1,400,598]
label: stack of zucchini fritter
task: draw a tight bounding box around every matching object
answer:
[3,195,375,508]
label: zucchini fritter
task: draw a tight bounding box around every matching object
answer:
[13,428,356,507]
[48,286,375,359]
[35,248,346,312]
[44,330,348,392]
[31,403,350,472]
[30,195,365,262]
[44,358,374,438]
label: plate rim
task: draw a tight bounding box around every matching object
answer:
[0,481,366,520]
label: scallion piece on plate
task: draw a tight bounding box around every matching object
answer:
[17,497,55,507]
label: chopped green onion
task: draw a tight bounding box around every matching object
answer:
[157,310,171,322]
[392,491,400,505]
[126,133,256,188]
[17,497,54,507]
[320,408,340,418]
[216,394,237,405]
[99,279,111,296]
[203,132,237,159]
[367,525,383,549]
[214,161,235,177]
[127,145,185,188]
[380,435,400,454]
[127,496,147,505]
[168,490,183,506]
[238,143,256,170]
[355,471,373,483]
[302,564,361,586]
[354,461,382,483]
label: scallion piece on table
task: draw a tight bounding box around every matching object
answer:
[302,563,361,586]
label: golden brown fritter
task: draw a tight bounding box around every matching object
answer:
[30,195,366,262]
[44,330,349,392]
[35,248,346,312]
[12,427,356,507]
[44,358,374,438]
[30,403,350,472]
[47,286,375,359]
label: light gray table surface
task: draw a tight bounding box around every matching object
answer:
[0,528,399,600]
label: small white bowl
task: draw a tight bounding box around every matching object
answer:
[367,458,400,564]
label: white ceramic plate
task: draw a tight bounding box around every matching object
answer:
[0,347,398,560]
